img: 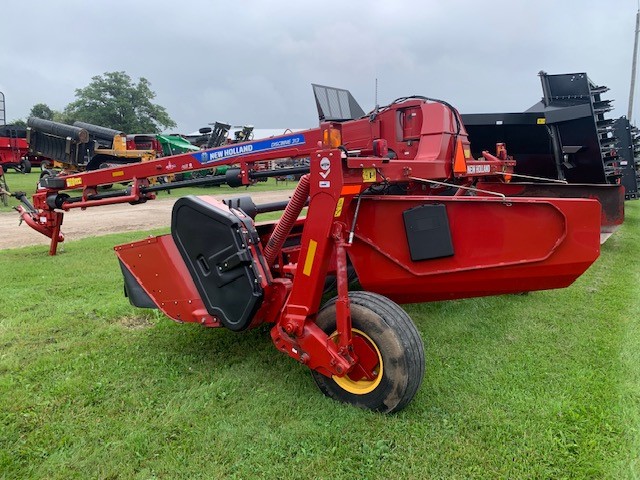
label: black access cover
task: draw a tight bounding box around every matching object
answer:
[171,196,263,331]
[403,204,454,261]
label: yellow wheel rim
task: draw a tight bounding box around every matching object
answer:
[331,328,383,395]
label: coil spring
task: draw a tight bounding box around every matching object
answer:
[263,174,310,266]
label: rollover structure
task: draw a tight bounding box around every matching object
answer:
[12,86,603,412]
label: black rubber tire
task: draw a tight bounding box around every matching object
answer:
[311,291,425,413]
[323,266,358,295]
[20,158,31,174]
[39,169,53,180]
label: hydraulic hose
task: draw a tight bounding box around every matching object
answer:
[263,174,310,266]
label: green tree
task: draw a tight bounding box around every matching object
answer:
[63,71,176,133]
[29,103,54,120]
[52,110,72,124]
[8,119,26,127]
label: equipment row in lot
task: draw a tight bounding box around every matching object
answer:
[3,76,633,413]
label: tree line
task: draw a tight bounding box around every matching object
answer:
[11,71,176,134]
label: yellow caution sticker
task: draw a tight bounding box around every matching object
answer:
[302,240,318,276]
[65,177,82,188]
[537,118,546,125]
[334,197,345,217]
[362,168,376,183]
[112,170,125,177]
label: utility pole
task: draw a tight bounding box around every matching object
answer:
[628,9,640,121]
[0,91,5,126]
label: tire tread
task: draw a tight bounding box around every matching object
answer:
[311,291,425,413]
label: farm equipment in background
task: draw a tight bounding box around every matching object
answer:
[0,124,33,173]
[156,135,200,156]
[0,92,44,174]
[0,124,48,205]
[185,122,248,181]
[29,118,158,178]
[190,122,255,148]
[0,125,23,205]
[0,95,29,204]
[11,85,604,413]
[613,117,640,199]
[125,134,164,156]
[190,122,232,148]
[462,72,628,239]
[232,125,254,143]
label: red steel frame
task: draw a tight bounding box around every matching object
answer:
[16,101,516,255]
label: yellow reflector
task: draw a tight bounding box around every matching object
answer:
[303,240,318,276]
[65,177,82,188]
[334,198,345,217]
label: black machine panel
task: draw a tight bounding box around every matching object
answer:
[403,204,454,261]
[462,116,559,180]
[171,196,264,331]
[462,72,617,186]
[613,117,640,199]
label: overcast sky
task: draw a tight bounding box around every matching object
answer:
[1,0,639,133]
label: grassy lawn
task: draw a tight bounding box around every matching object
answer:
[0,200,638,479]
[0,171,296,213]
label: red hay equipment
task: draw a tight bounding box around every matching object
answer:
[12,89,607,412]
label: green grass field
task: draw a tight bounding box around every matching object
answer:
[0,196,638,478]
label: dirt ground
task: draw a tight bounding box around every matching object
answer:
[0,189,296,251]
